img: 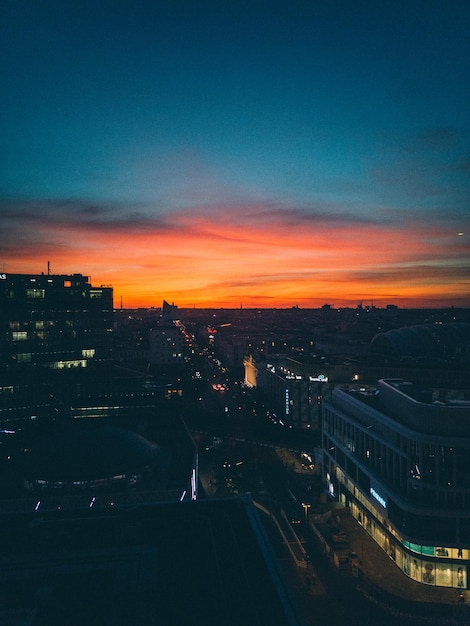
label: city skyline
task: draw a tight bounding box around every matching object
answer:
[1,1,469,309]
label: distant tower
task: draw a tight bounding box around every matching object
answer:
[162,299,178,321]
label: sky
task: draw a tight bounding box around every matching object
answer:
[1,0,469,309]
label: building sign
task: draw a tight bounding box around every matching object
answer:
[310,373,328,382]
[370,486,387,509]
[0,274,6,280]
[285,389,290,415]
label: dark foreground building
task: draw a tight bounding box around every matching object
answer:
[0,497,302,626]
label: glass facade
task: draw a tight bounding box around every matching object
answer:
[323,380,470,589]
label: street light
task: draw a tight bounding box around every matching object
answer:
[301,502,311,524]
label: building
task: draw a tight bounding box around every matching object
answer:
[149,321,186,367]
[263,322,470,431]
[370,322,470,365]
[0,272,113,372]
[243,354,258,388]
[0,273,174,425]
[265,357,328,429]
[21,420,162,492]
[0,272,113,427]
[322,378,470,590]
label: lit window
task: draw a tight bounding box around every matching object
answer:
[26,289,45,299]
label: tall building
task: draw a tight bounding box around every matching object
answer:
[0,272,113,427]
[0,272,113,373]
[322,378,470,590]
[243,355,258,388]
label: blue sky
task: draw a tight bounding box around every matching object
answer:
[1,0,469,307]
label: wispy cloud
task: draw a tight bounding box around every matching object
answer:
[1,195,468,307]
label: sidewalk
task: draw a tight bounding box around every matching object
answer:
[310,510,470,621]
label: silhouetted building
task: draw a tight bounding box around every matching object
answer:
[0,272,114,427]
[322,379,470,590]
[161,299,178,321]
[0,272,113,372]
[21,421,162,493]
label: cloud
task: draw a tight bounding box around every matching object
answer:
[1,195,468,308]
[407,127,458,152]
[369,125,470,205]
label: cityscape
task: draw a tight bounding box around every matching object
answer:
[2,1,470,624]
[0,272,469,624]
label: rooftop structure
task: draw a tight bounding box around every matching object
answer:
[371,323,470,364]
[21,421,161,491]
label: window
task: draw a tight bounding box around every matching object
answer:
[26,288,45,299]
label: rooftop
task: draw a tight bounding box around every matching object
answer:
[0,496,302,626]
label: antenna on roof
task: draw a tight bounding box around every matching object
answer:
[47,261,51,275]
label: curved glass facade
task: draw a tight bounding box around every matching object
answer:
[323,380,470,589]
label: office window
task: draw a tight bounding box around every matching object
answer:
[26,288,45,299]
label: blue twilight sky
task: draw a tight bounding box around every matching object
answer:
[1,0,469,307]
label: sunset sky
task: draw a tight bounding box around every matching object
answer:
[1,0,469,308]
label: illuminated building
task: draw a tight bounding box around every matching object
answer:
[265,357,327,429]
[243,355,258,388]
[322,378,470,589]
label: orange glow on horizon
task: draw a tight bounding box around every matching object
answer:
[4,204,469,309]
